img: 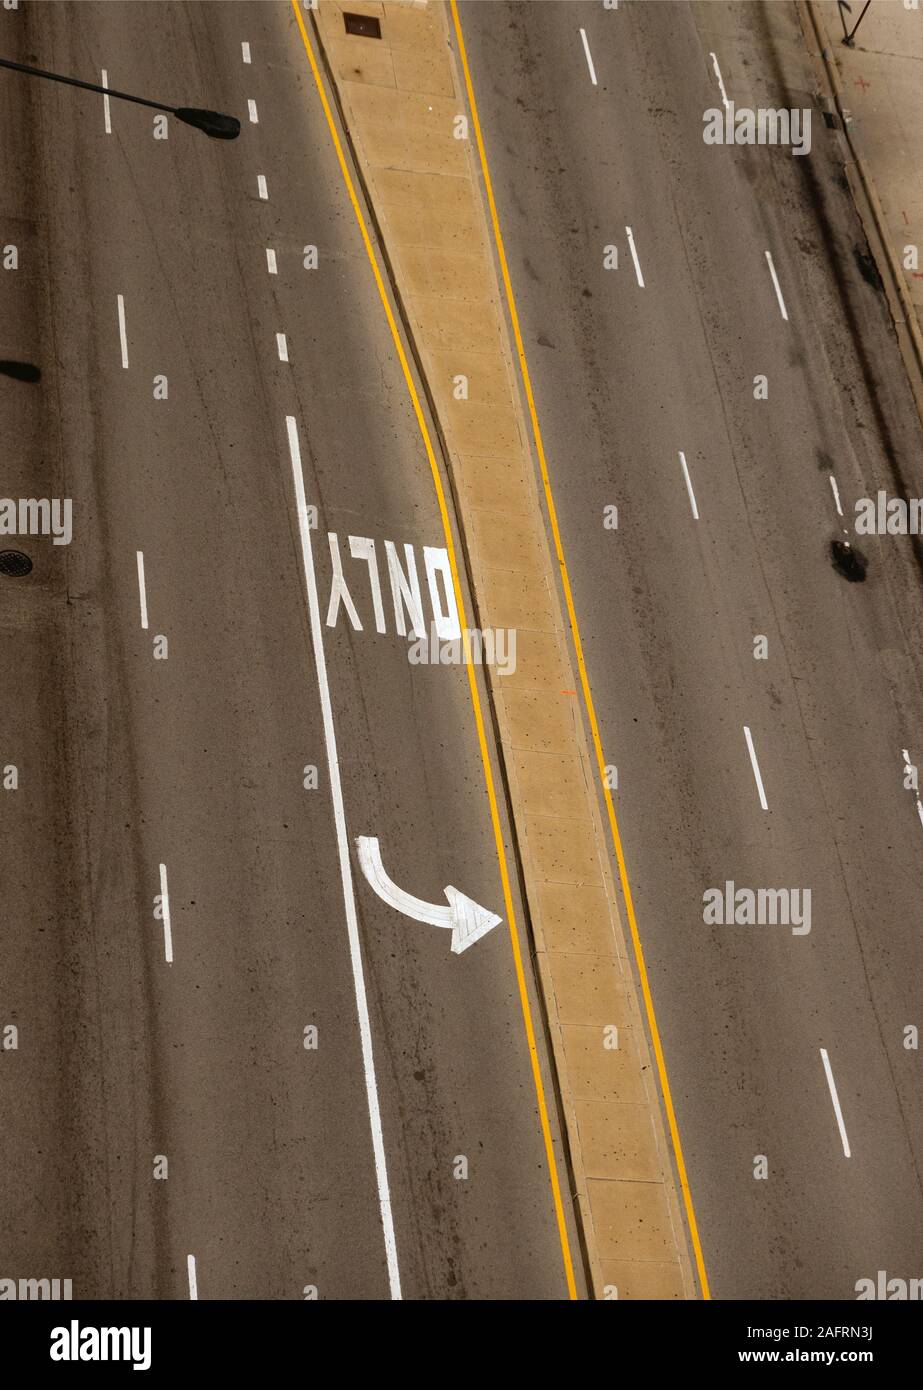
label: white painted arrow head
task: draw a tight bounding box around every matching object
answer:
[444,886,502,954]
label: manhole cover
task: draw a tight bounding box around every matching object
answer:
[0,550,33,577]
[344,11,381,38]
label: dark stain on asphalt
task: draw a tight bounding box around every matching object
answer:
[853,244,884,294]
[0,360,41,382]
[831,538,868,582]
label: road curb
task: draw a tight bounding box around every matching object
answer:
[799,0,923,421]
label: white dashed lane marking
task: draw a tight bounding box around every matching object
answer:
[829,474,844,517]
[117,294,129,368]
[626,226,645,287]
[101,68,111,133]
[579,28,598,86]
[710,52,730,111]
[159,863,173,964]
[136,550,149,630]
[900,749,923,828]
[820,1048,851,1158]
[765,250,789,321]
[744,725,769,811]
[678,451,699,520]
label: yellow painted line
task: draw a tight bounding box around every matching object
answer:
[450,0,711,1300]
[289,0,579,1300]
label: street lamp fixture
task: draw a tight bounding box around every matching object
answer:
[0,55,240,138]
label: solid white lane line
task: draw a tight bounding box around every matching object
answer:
[136,550,149,631]
[257,174,268,200]
[820,1048,851,1158]
[117,294,129,368]
[709,52,730,111]
[829,474,843,517]
[285,415,401,1300]
[765,250,789,321]
[266,248,278,275]
[159,863,173,965]
[242,41,252,64]
[276,333,289,362]
[678,451,699,520]
[579,28,598,86]
[743,725,769,810]
[187,1255,198,1300]
[248,98,259,124]
[626,225,645,287]
[101,68,111,134]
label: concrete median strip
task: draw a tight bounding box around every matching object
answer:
[308,0,700,1298]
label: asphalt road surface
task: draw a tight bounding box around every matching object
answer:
[458,0,923,1299]
[0,0,582,1300]
[5,0,923,1304]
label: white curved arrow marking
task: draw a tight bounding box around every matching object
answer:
[355,836,501,954]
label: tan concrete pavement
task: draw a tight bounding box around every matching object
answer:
[808,0,923,406]
[309,0,701,1299]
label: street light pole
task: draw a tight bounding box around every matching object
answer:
[839,0,873,47]
[0,55,240,138]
